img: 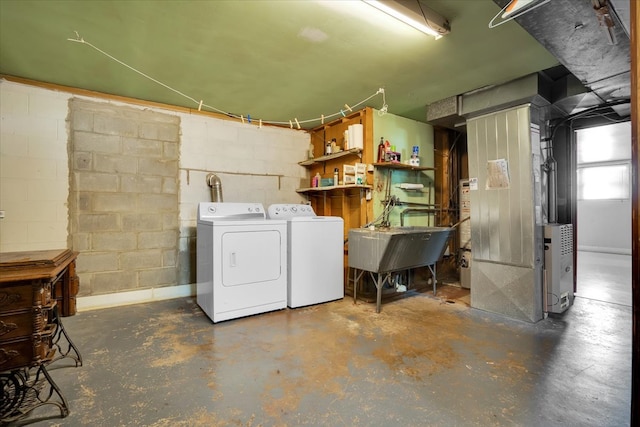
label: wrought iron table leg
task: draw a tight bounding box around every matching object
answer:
[0,364,69,422]
[49,306,82,367]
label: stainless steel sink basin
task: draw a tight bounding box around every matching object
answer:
[348,226,453,273]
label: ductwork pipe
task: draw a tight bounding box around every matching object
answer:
[206,173,223,202]
[543,142,558,224]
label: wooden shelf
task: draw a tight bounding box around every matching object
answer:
[299,148,363,166]
[373,162,435,171]
[296,184,372,194]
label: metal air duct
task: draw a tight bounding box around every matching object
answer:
[206,173,223,202]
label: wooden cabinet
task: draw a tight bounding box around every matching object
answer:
[0,249,82,422]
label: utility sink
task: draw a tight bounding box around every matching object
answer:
[348,226,453,273]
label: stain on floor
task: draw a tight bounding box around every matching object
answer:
[11,285,632,427]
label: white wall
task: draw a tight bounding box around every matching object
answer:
[577,199,632,254]
[177,110,309,286]
[1,80,310,306]
[0,81,70,252]
[179,113,308,219]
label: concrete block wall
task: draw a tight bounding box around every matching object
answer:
[68,99,181,296]
[177,113,310,285]
[1,80,311,306]
[0,81,70,252]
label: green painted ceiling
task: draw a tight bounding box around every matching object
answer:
[0,0,559,128]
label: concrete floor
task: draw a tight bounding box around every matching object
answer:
[13,256,632,427]
[576,251,633,306]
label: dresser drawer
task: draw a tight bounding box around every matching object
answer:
[0,303,55,341]
[0,281,52,312]
[0,327,55,370]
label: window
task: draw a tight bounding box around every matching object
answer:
[577,163,630,200]
[576,122,631,200]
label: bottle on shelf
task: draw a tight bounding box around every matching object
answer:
[333,168,339,186]
[377,137,385,163]
[410,145,420,166]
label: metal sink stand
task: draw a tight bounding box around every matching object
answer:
[352,263,437,313]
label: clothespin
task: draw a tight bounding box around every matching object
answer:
[294,118,300,129]
[344,104,352,112]
[241,115,245,124]
[321,114,324,124]
[198,100,203,111]
[259,119,262,129]
[340,110,346,117]
[247,114,251,123]
[289,120,293,129]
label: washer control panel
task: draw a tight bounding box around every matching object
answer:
[267,204,316,219]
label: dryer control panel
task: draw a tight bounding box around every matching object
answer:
[267,204,316,219]
[198,202,266,221]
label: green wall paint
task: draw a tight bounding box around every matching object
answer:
[371,110,435,227]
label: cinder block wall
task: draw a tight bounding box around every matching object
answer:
[0,81,70,252]
[1,80,311,304]
[68,99,180,296]
[177,113,310,286]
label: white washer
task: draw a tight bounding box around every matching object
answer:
[197,202,287,323]
[267,204,344,308]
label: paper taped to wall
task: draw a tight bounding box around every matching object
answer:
[486,159,510,189]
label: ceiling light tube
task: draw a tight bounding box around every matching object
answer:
[362,0,450,38]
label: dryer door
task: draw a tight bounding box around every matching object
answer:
[220,229,282,286]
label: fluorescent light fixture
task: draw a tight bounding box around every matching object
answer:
[362,0,450,38]
[489,0,550,28]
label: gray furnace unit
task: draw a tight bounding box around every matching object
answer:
[544,224,574,313]
[467,104,545,323]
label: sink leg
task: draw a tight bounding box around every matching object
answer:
[376,274,382,313]
[433,264,436,295]
[427,264,437,295]
[353,268,357,304]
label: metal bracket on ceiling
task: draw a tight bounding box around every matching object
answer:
[591,0,617,45]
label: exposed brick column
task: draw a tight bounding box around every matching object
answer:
[68,99,180,296]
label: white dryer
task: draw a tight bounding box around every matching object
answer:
[197,202,287,323]
[267,204,344,308]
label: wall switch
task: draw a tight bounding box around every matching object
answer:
[0,210,5,219]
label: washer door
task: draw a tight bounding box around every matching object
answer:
[221,229,282,286]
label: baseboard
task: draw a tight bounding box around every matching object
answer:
[77,284,195,312]
[577,245,632,255]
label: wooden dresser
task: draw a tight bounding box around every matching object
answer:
[0,249,82,422]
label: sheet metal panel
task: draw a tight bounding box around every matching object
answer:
[467,104,543,322]
[468,105,536,267]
